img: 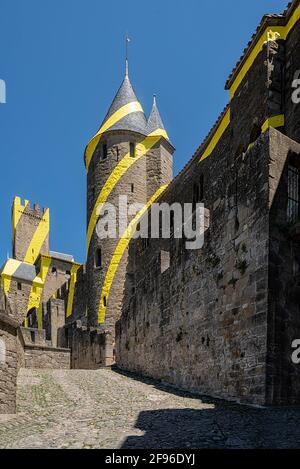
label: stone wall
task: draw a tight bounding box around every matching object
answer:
[59,321,113,369]
[24,345,70,369]
[267,131,300,404]
[0,313,24,414]
[116,127,273,406]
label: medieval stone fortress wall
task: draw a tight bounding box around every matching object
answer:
[1,0,300,414]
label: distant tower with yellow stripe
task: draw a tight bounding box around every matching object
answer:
[12,196,50,263]
[85,64,175,334]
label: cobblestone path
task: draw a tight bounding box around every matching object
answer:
[0,368,300,449]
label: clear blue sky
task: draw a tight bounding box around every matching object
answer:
[0,0,287,264]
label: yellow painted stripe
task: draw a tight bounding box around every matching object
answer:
[86,132,162,254]
[261,114,285,134]
[230,5,300,99]
[66,264,81,318]
[1,259,24,299]
[85,101,144,170]
[150,128,170,141]
[98,184,168,324]
[37,304,43,330]
[199,108,230,162]
[24,209,50,264]
[27,256,52,313]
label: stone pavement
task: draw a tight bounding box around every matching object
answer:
[0,367,300,449]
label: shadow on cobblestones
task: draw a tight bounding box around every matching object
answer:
[114,368,300,449]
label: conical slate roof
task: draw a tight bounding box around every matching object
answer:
[147,96,170,142]
[99,74,147,135]
[84,72,148,168]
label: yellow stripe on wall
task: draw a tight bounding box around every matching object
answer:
[261,114,285,134]
[66,264,81,318]
[86,132,162,254]
[230,5,300,99]
[85,101,144,170]
[199,108,230,162]
[98,184,168,324]
[24,209,50,264]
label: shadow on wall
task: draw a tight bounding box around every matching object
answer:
[114,368,300,449]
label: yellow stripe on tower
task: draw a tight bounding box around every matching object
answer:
[98,184,168,324]
[27,256,52,315]
[24,209,50,264]
[66,264,81,318]
[85,101,144,170]
[86,132,162,254]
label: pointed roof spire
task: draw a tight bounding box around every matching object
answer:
[147,94,170,142]
[94,33,146,136]
[125,34,130,77]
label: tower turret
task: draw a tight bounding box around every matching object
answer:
[85,67,174,368]
[85,69,149,334]
[146,96,175,199]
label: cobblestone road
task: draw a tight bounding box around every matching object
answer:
[0,368,300,449]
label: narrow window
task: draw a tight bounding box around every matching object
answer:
[17,282,22,291]
[103,296,107,307]
[131,183,134,193]
[130,142,136,158]
[288,164,300,223]
[52,267,57,275]
[95,248,102,268]
[102,143,108,160]
[116,146,120,161]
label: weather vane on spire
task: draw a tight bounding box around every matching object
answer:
[125,34,131,77]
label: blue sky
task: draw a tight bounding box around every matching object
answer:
[0,0,287,264]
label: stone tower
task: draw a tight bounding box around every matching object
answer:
[84,65,174,341]
[12,197,50,264]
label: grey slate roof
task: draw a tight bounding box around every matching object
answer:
[13,263,37,282]
[147,96,167,135]
[49,251,74,263]
[100,75,147,135]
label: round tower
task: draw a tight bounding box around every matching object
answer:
[85,68,148,329]
[84,67,175,341]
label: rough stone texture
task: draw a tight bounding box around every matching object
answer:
[85,129,174,370]
[13,201,49,263]
[267,131,300,404]
[24,346,70,370]
[0,312,25,414]
[0,368,300,449]
[117,129,273,405]
[59,321,112,369]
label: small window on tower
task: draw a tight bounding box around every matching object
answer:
[95,248,102,268]
[102,143,108,160]
[131,183,134,193]
[103,296,107,307]
[52,267,57,275]
[17,282,22,291]
[130,142,136,158]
